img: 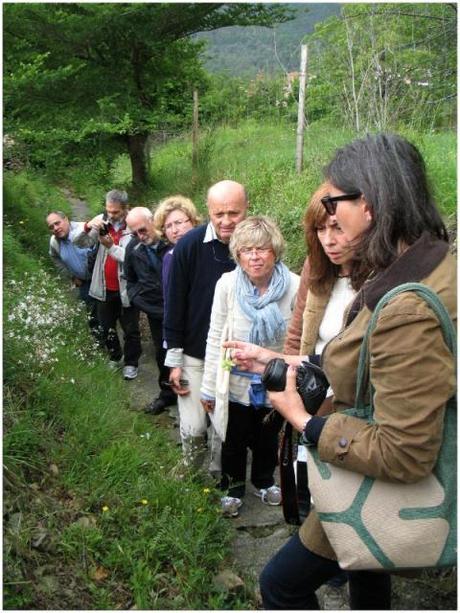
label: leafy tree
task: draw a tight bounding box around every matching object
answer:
[4,3,292,187]
[305,3,457,132]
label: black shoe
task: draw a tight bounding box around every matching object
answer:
[144,397,167,415]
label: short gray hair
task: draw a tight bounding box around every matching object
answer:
[105,189,128,206]
[46,210,68,221]
[229,215,285,262]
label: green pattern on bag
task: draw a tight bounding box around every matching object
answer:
[310,453,395,567]
[314,282,457,570]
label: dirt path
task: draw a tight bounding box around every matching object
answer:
[127,328,292,607]
[61,187,91,219]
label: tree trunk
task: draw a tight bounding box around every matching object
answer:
[127,133,149,187]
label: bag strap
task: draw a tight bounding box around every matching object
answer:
[280,423,311,525]
[356,282,456,415]
[227,278,235,340]
[280,423,301,525]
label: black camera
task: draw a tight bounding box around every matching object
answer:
[99,221,110,236]
[262,358,329,415]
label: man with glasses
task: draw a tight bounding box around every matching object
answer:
[82,189,141,380]
[164,180,249,470]
[124,206,177,412]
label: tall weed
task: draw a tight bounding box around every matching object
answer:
[137,119,456,270]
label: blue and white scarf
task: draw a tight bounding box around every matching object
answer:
[236,261,291,346]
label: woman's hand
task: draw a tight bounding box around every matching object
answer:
[222,340,278,374]
[268,365,311,433]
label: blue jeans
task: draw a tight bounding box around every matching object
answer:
[260,532,391,610]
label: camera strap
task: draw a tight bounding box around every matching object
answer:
[280,422,311,525]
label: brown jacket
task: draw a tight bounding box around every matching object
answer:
[284,258,311,355]
[300,234,457,558]
[299,285,333,355]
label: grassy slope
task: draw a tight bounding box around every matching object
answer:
[4,121,456,608]
[3,171,248,610]
[112,119,456,272]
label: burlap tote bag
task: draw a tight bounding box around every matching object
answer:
[306,282,457,571]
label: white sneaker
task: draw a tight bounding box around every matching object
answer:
[123,365,138,380]
[221,496,243,518]
[254,485,282,506]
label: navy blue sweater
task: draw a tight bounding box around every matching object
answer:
[164,224,235,359]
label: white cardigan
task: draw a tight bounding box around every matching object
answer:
[201,268,300,407]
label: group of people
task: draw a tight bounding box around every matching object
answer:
[47,132,455,610]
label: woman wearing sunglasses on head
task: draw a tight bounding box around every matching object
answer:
[225,133,456,610]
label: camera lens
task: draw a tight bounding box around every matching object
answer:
[262,358,329,415]
[262,358,288,391]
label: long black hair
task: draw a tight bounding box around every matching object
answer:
[324,133,448,274]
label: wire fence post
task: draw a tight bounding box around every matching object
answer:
[192,89,199,186]
[295,44,308,174]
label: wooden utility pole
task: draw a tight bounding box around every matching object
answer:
[192,89,199,184]
[295,44,308,174]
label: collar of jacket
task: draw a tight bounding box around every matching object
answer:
[132,237,168,255]
[347,232,449,324]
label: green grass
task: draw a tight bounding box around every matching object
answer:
[3,170,70,262]
[3,120,456,608]
[111,118,456,272]
[4,270,244,610]
[3,172,252,610]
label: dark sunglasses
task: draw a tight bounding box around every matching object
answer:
[321,192,362,215]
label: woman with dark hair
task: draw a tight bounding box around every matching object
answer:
[225,133,456,610]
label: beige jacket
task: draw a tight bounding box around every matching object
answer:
[299,234,457,559]
[284,258,311,355]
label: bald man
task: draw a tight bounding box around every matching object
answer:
[164,180,249,469]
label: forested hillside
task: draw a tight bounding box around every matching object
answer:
[196,3,341,76]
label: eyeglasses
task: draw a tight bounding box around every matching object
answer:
[134,227,149,236]
[238,247,273,257]
[164,218,190,232]
[321,192,362,216]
